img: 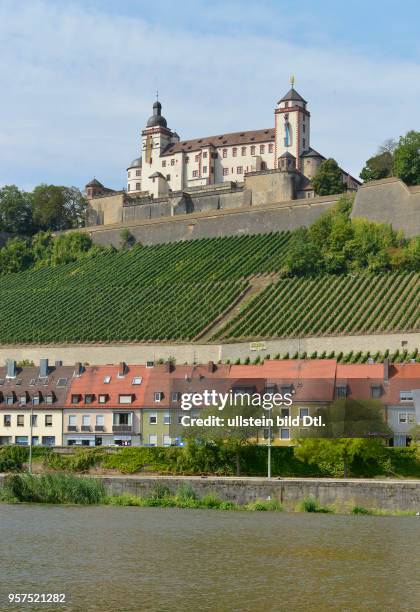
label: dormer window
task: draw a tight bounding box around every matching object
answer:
[371,385,382,399]
[98,394,108,404]
[132,377,143,385]
[336,385,347,399]
[32,393,40,406]
[84,394,94,404]
[119,394,133,404]
[6,394,14,405]
[154,392,163,402]
[45,393,54,404]
[103,376,111,384]
[146,361,154,368]
[19,394,27,406]
[71,394,80,404]
[400,391,413,402]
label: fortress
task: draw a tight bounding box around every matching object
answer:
[83,83,420,246]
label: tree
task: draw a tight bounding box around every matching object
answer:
[0,237,34,275]
[0,185,33,234]
[282,228,322,276]
[32,185,88,231]
[120,228,136,250]
[393,130,420,186]
[359,151,393,182]
[186,403,261,476]
[311,158,346,196]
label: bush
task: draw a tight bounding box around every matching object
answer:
[0,445,27,472]
[352,505,372,515]
[298,497,333,513]
[245,499,283,511]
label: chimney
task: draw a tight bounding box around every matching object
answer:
[39,358,49,378]
[208,361,215,373]
[118,362,127,377]
[165,360,175,373]
[383,358,389,383]
[55,360,63,367]
[6,359,16,379]
[74,362,83,377]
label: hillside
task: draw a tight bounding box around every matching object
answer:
[0,231,418,344]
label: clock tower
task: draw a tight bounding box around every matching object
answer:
[275,77,310,172]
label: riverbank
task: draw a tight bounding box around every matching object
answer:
[1,473,419,514]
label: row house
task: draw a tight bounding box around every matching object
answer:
[0,359,73,447]
[0,359,418,448]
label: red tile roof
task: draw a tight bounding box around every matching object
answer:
[162,128,275,156]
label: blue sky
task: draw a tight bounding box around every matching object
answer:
[1,0,419,191]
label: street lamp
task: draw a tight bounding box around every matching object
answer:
[28,401,34,474]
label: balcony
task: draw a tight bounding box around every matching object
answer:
[95,425,105,432]
[81,425,91,432]
[67,425,78,432]
[112,425,133,433]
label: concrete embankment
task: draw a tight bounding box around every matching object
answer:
[73,476,420,512]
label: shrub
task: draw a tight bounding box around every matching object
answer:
[4,473,105,504]
[245,499,283,511]
[352,505,371,515]
[298,497,333,513]
[0,445,27,472]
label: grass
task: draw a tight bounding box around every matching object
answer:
[1,473,105,505]
[298,497,334,513]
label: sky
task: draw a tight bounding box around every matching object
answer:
[0,0,419,191]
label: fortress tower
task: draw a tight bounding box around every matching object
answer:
[274,77,310,172]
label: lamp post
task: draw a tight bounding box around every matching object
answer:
[267,404,272,479]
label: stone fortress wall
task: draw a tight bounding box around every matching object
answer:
[83,174,420,247]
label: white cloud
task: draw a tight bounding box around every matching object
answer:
[0,0,419,190]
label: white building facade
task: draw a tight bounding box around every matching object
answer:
[127,84,360,199]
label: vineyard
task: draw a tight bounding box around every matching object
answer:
[0,232,290,343]
[215,272,420,340]
[0,231,418,344]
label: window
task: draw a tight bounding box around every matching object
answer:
[84,394,94,404]
[185,156,189,163]
[251,145,256,155]
[6,395,13,405]
[241,147,246,156]
[15,436,28,445]
[149,413,157,425]
[171,159,175,166]
[162,160,166,167]
[148,434,157,446]
[195,154,200,162]
[299,408,309,419]
[17,415,24,427]
[171,391,180,402]
[3,415,11,427]
[237,166,243,174]
[202,166,208,173]
[223,168,229,176]
[281,408,289,418]
[280,428,290,440]
[163,435,171,446]
[19,394,27,406]
[98,394,107,404]
[127,185,131,192]
[96,415,104,426]
[119,394,133,404]
[103,376,111,384]
[260,145,265,154]
[154,392,163,402]
[398,413,408,424]
[261,161,267,170]
[163,413,171,425]
[166,174,170,181]
[284,101,289,108]
[56,378,68,387]
[71,394,80,404]
[132,377,142,385]
[202,151,208,158]
[136,182,141,190]
[192,170,198,177]
[45,414,53,427]
[68,415,76,426]
[281,385,292,395]
[45,393,53,404]
[303,124,306,133]
[303,139,306,148]
[177,414,183,425]
[269,143,274,153]
[146,361,154,368]
[128,171,131,178]
[232,148,237,157]
[42,436,55,446]
[31,414,37,427]
[82,415,90,426]
[371,385,381,399]
[336,385,347,399]
[136,170,141,176]
[222,149,227,158]
[400,391,413,402]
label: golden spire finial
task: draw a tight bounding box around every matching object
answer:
[290,75,295,88]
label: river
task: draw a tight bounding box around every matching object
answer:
[0,505,419,611]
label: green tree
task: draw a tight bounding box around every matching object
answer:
[393,130,420,186]
[0,185,33,234]
[282,228,322,276]
[120,228,136,250]
[50,232,95,266]
[359,151,394,182]
[0,237,34,275]
[32,185,88,231]
[311,158,346,196]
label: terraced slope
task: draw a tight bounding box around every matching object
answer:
[0,232,291,343]
[0,231,418,344]
[214,272,420,340]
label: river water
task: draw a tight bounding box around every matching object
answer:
[0,505,419,611]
